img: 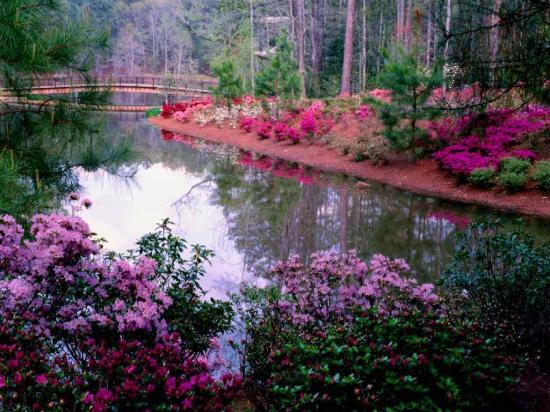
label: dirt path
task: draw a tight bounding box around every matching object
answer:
[150,117,550,220]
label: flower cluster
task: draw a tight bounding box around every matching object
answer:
[429,84,481,109]
[237,101,335,144]
[0,214,172,337]
[193,99,263,128]
[0,214,240,410]
[354,104,374,120]
[271,250,437,326]
[162,97,214,120]
[369,88,392,103]
[432,106,550,176]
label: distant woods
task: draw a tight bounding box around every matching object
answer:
[68,0,549,99]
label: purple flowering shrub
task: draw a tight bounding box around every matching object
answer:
[233,251,518,411]
[0,214,240,411]
[432,106,549,178]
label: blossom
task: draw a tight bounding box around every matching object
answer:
[35,374,48,385]
[355,104,374,120]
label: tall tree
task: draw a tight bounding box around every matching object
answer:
[340,0,356,95]
[290,0,307,97]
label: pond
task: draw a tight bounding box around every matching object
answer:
[77,112,549,300]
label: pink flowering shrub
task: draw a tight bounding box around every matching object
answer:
[369,88,392,103]
[270,251,437,326]
[0,214,240,410]
[429,85,481,109]
[432,106,550,177]
[233,251,519,411]
[354,104,374,120]
[236,100,334,144]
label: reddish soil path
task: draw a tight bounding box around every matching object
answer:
[150,117,550,220]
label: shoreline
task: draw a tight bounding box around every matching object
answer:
[149,117,550,220]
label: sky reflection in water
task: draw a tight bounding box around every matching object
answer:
[77,113,548,299]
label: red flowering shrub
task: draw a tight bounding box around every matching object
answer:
[161,98,214,121]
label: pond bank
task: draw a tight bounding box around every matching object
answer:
[149,117,550,220]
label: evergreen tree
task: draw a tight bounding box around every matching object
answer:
[211,57,244,107]
[0,0,134,219]
[255,33,301,100]
[370,48,442,155]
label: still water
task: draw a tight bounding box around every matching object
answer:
[77,113,548,299]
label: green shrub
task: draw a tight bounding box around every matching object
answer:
[443,221,550,368]
[533,160,550,192]
[500,157,531,174]
[498,171,528,192]
[211,57,244,108]
[145,107,161,118]
[469,167,495,188]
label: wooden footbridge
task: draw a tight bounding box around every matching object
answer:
[0,75,214,112]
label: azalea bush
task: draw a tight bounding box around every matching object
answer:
[233,251,518,411]
[432,106,549,179]
[0,214,240,411]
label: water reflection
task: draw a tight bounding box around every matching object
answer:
[78,114,549,298]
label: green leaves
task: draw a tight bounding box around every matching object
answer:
[369,48,443,155]
[211,57,244,107]
[255,33,301,100]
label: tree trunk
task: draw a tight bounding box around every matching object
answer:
[426,0,433,66]
[310,0,322,75]
[250,0,256,94]
[340,0,356,96]
[490,0,502,83]
[396,0,405,44]
[292,0,307,98]
[404,0,413,49]
[443,0,452,62]
[360,0,368,90]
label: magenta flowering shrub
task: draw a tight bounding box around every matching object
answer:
[0,214,240,411]
[239,117,255,133]
[354,104,374,120]
[432,106,550,177]
[299,110,317,135]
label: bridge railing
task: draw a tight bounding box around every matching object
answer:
[0,75,216,93]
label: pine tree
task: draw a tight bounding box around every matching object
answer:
[370,48,442,155]
[255,33,302,100]
[211,57,244,107]
[0,0,133,218]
